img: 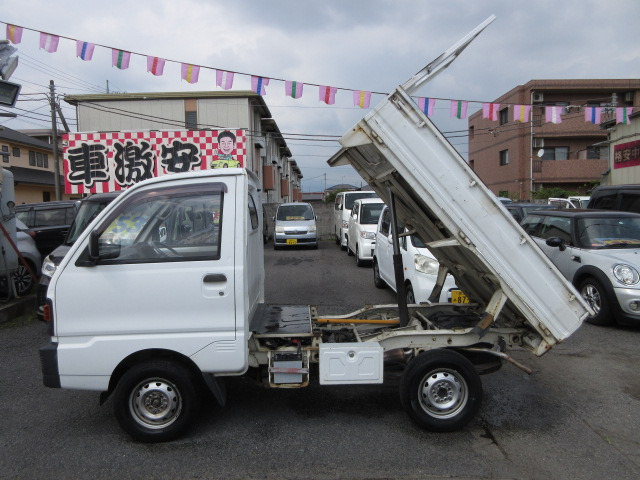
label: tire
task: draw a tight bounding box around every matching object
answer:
[355,245,365,267]
[400,349,482,432]
[347,239,354,256]
[579,277,613,326]
[13,261,35,296]
[373,260,387,289]
[335,230,340,245]
[114,360,201,443]
[406,283,415,304]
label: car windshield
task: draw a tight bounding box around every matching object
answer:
[344,192,377,210]
[577,217,640,249]
[64,201,109,245]
[277,205,314,221]
[360,203,384,224]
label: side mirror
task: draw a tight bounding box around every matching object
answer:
[546,236,566,252]
[88,229,121,261]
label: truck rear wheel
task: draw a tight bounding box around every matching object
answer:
[114,360,201,443]
[400,349,482,432]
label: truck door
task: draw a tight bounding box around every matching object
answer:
[53,179,240,361]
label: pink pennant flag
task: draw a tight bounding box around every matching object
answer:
[251,76,269,95]
[39,32,59,53]
[545,106,563,124]
[482,103,500,121]
[513,105,532,123]
[112,49,131,69]
[181,63,200,84]
[450,100,468,119]
[147,56,166,76]
[6,25,23,44]
[216,70,234,90]
[76,41,95,61]
[353,90,371,109]
[319,86,337,105]
[585,106,602,124]
[285,80,304,99]
[418,97,436,116]
[616,107,633,125]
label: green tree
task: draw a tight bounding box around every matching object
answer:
[324,189,349,204]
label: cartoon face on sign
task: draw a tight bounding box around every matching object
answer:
[210,130,241,169]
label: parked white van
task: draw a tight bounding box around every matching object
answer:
[373,206,459,304]
[347,198,385,266]
[333,190,378,248]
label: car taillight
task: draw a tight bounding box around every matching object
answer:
[43,302,54,336]
[27,231,36,239]
[43,304,51,322]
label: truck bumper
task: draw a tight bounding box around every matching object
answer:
[39,343,60,388]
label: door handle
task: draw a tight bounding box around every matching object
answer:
[203,274,227,283]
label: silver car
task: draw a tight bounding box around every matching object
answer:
[14,218,42,296]
[273,203,318,249]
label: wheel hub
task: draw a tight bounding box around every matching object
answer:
[419,370,467,418]
[130,379,181,429]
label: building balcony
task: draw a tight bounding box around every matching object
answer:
[532,158,608,182]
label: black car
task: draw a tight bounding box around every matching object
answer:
[504,202,558,223]
[37,192,120,320]
[587,184,640,213]
[15,200,80,257]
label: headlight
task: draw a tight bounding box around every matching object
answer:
[359,231,375,239]
[414,254,439,275]
[613,264,640,286]
[275,226,284,233]
[41,256,57,278]
[308,225,316,233]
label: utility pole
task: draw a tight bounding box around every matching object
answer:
[49,80,61,200]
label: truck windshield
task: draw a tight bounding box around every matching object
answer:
[277,205,314,221]
[360,203,384,224]
[577,217,640,248]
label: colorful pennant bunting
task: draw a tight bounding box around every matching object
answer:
[450,100,468,119]
[39,33,59,53]
[418,97,436,116]
[354,90,371,109]
[482,103,500,121]
[6,24,23,44]
[181,63,200,84]
[319,86,337,105]
[251,76,269,95]
[585,106,602,124]
[216,70,234,90]
[285,80,304,99]
[112,49,131,70]
[76,41,95,61]
[513,105,532,123]
[616,107,633,125]
[147,56,166,76]
[545,106,563,124]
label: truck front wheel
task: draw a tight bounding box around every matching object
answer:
[114,360,201,443]
[400,350,482,432]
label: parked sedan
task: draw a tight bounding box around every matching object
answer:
[504,202,558,223]
[521,209,640,326]
[273,203,318,249]
[373,206,459,304]
[14,218,41,296]
[347,198,385,266]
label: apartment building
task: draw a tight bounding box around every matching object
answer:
[64,90,302,204]
[468,79,640,200]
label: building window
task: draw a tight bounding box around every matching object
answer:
[500,149,509,166]
[499,108,509,125]
[185,111,197,129]
[469,125,474,140]
[37,152,43,167]
[29,151,36,166]
[43,154,49,168]
[12,147,20,157]
[1,145,8,163]
[541,147,569,160]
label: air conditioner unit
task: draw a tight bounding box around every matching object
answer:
[624,92,634,103]
[533,138,544,148]
[533,92,544,103]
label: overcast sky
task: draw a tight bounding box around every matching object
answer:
[1,0,639,192]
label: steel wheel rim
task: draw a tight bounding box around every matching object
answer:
[581,284,601,314]
[129,377,182,429]
[406,289,415,304]
[418,368,468,419]
[13,265,33,295]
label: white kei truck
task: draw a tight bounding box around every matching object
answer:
[39,17,592,443]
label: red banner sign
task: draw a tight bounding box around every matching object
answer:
[613,140,640,170]
[63,129,246,194]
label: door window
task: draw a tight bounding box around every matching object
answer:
[89,185,225,264]
[538,216,572,243]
